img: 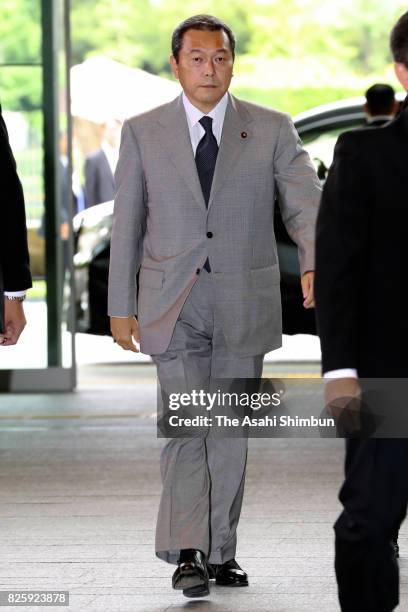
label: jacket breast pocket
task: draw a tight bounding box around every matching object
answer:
[138,267,164,289]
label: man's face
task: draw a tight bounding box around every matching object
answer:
[395,62,408,91]
[170,29,234,113]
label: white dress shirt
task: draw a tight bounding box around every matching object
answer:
[366,115,394,124]
[182,91,229,154]
[4,290,27,297]
[324,368,357,380]
[101,141,119,175]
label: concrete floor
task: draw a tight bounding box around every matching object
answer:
[0,364,407,612]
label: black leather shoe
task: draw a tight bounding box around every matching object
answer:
[172,549,209,597]
[207,563,216,580]
[182,583,210,598]
[208,558,248,586]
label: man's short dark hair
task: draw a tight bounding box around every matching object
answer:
[171,14,236,62]
[391,11,408,66]
[365,83,396,115]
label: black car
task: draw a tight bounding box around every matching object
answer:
[72,96,396,336]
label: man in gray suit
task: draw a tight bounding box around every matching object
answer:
[84,118,121,207]
[109,14,321,598]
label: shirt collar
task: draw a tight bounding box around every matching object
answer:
[366,114,394,124]
[101,140,116,156]
[182,91,229,129]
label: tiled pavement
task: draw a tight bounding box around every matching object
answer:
[0,364,406,612]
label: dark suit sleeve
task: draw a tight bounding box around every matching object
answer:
[314,132,371,374]
[274,113,322,275]
[60,160,70,224]
[84,156,98,208]
[0,108,32,291]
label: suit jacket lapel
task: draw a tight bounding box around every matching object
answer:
[157,95,206,210]
[156,93,252,211]
[208,94,252,209]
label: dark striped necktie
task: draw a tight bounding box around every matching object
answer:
[195,116,218,273]
[195,116,218,207]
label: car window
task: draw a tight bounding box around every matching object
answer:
[300,122,364,180]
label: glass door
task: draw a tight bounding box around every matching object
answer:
[0,0,76,391]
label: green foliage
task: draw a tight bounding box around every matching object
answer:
[70,0,252,75]
[334,0,408,74]
[0,0,407,114]
[1,0,406,229]
[0,0,42,112]
[68,0,408,106]
[0,67,42,112]
[231,86,363,117]
[0,0,41,65]
[70,0,149,66]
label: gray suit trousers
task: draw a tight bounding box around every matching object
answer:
[152,270,263,565]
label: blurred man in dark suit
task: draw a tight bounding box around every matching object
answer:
[84,118,122,207]
[0,105,32,345]
[364,83,399,127]
[315,11,408,612]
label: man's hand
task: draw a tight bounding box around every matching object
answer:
[110,316,140,353]
[325,377,362,434]
[0,300,27,346]
[301,271,315,308]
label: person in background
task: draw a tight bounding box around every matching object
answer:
[0,104,32,346]
[364,83,399,127]
[59,132,73,256]
[84,118,122,208]
[315,11,408,612]
[39,131,75,292]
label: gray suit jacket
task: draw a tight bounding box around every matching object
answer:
[108,93,321,356]
[84,149,115,208]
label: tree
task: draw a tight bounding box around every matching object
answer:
[334,0,408,74]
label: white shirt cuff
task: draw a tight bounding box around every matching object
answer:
[4,290,27,297]
[323,368,358,380]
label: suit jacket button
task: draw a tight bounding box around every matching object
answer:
[196,268,200,275]
[206,231,213,238]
